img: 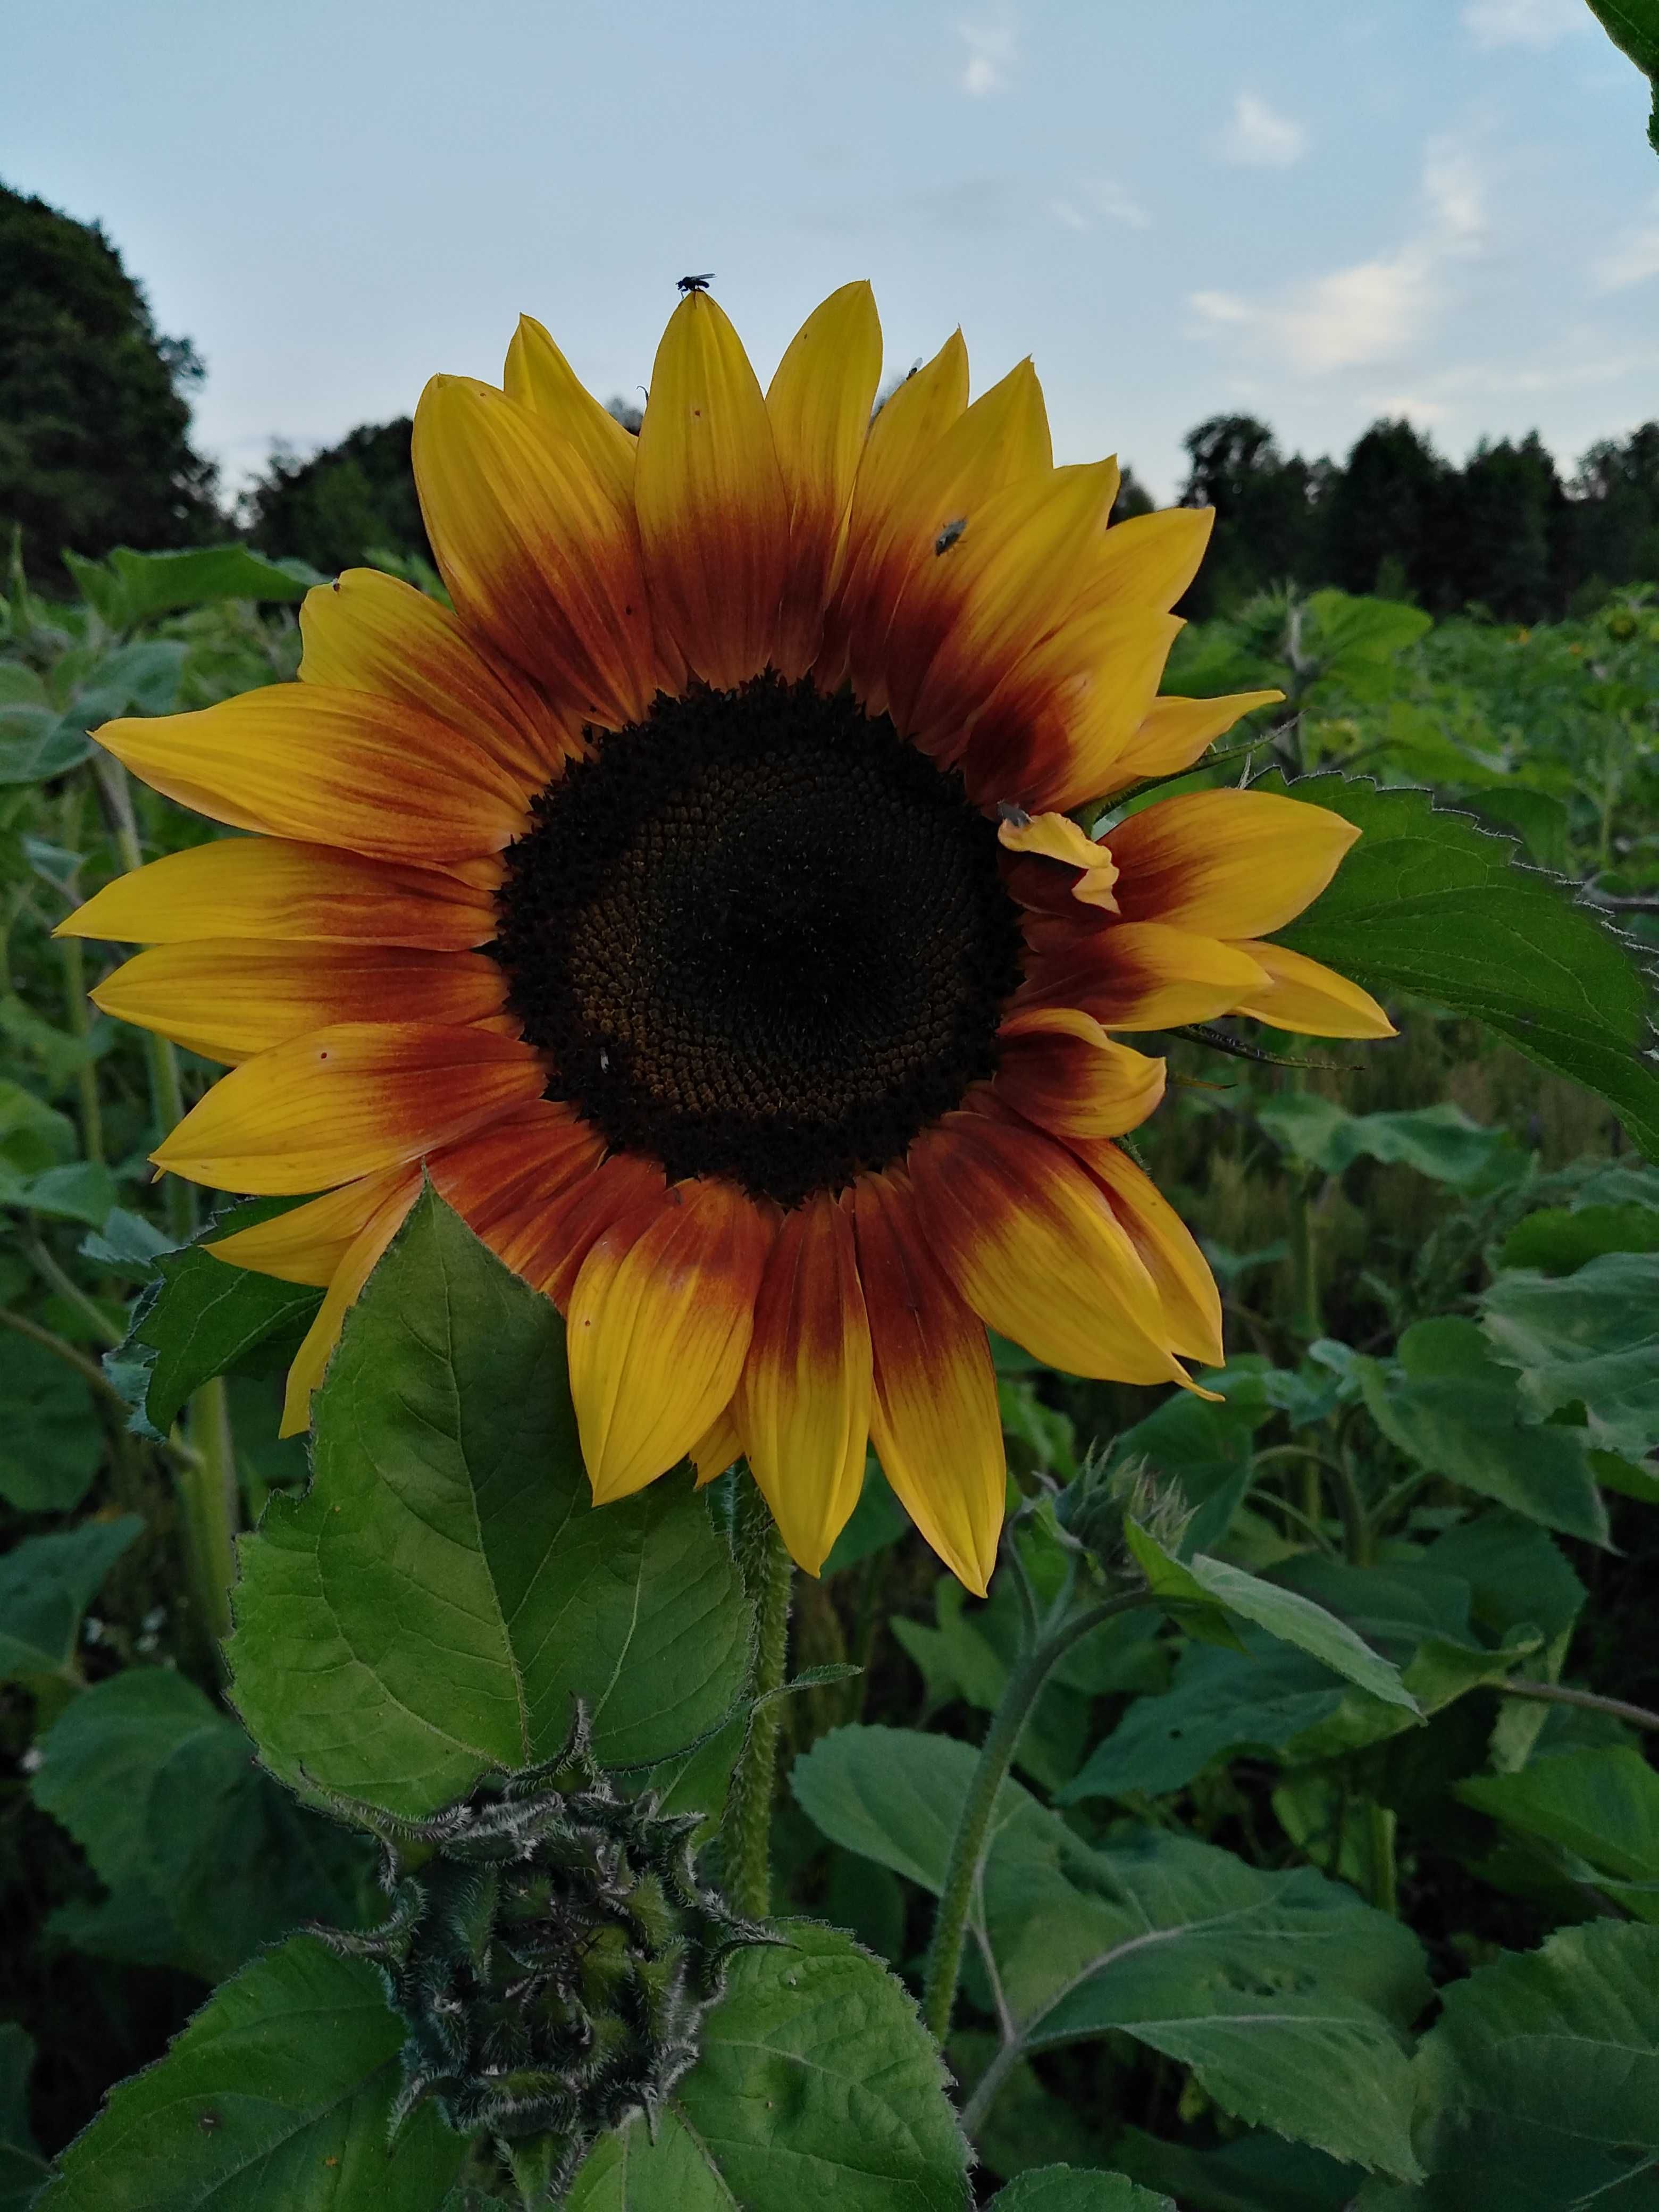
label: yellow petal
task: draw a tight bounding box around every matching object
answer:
[298,567,573,786]
[1107,788,1361,939]
[95,688,527,864]
[1025,920,1270,1030]
[733,1192,872,1575]
[1072,506,1214,619]
[1079,1138,1225,1368]
[766,282,884,680]
[413,374,662,729]
[634,290,790,690]
[1107,689,1284,788]
[689,1405,744,1488]
[566,1178,775,1504]
[55,837,500,951]
[908,1114,1195,1389]
[963,609,1185,815]
[996,807,1120,908]
[92,941,505,1063]
[503,315,639,507]
[152,1022,545,1193]
[851,1167,1003,1595]
[207,1168,416,1287]
[1229,941,1396,1039]
[837,358,1054,715]
[280,1176,421,1435]
[993,1008,1166,1139]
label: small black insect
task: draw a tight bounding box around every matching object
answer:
[677,273,715,294]
[935,516,968,556]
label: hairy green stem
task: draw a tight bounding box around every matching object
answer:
[922,1589,1149,2043]
[723,1495,794,1918]
[1496,1678,1659,1735]
[0,1302,125,1404]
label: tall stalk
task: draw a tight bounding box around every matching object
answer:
[921,1585,1150,2041]
[91,751,240,1650]
[722,1491,794,1918]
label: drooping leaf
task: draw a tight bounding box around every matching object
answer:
[793,1727,1427,2177]
[1263,774,1659,1159]
[563,1922,969,2212]
[0,1518,141,1684]
[1481,1252,1659,1460]
[36,1936,463,2211]
[1256,1097,1522,1193]
[1124,1522,1421,1714]
[1060,1633,1351,1802]
[1390,1920,1659,2208]
[228,1187,751,1819]
[0,1336,108,1513]
[1495,1200,1659,1277]
[1457,1747,1659,1921]
[30,1669,371,1982]
[987,2169,1175,2211]
[1355,1319,1610,1545]
[63,544,324,629]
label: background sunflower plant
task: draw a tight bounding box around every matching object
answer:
[3,277,1658,2212]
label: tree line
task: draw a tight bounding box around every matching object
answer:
[5,177,1658,623]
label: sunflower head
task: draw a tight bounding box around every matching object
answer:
[316,1711,766,2188]
[64,279,1393,1591]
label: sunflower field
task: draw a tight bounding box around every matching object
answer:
[2,339,1658,2212]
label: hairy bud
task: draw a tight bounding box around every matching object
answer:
[1056,1449,1192,1579]
[315,1707,767,2196]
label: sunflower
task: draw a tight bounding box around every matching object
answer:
[62,282,1392,1593]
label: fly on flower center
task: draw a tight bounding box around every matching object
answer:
[492,672,1025,1209]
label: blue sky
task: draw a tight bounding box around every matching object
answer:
[6,0,1657,500]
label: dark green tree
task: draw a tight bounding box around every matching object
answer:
[1567,423,1659,602]
[241,418,432,578]
[0,180,217,586]
[1175,414,1324,617]
[1437,432,1568,620]
[1322,417,1448,602]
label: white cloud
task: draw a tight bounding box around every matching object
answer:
[1593,196,1659,290]
[1188,137,1486,375]
[957,13,1016,96]
[1049,177,1151,233]
[1462,0,1587,49]
[1219,91,1306,168]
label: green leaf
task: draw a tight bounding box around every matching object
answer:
[1421,1510,1585,1645]
[1481,1252,1659,1460]
[988,2169,1174,2211]
[1255,1097,1521,1193]
[0,708,91,785]
[1060,1633,1350,1802]
[1105,1368,1278,1552]
[31,1669,370,1982]
[228,1187,750,1818]
[1394,1920,1659,2207]
[793,1728,1427,2177]
[1264,775,1659,1159]
[1497,1200,1659,1276]
[563,1922,969,2212]
[1112,2124,1362,2212]
[63,544,324,629]
[1124,1523,1421,1714]
[1457,1747,1659,1921]
[0,1517,140,1682]
[1355,1319,1610,1545]
[1585,0,1659,155]
[0,2024,49,2212]
[112,1197,322,1439]
[36,1934,463,2211]
[14,1163,119,1226]
[0,1336,108,1513]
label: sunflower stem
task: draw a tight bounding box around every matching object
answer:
[723,1486,794,1918]
[922,1587,1151,2046]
